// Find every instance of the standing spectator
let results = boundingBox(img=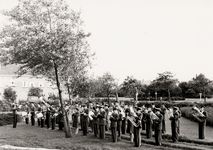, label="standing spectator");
[169,106,180,142]
[30,103,35,126]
